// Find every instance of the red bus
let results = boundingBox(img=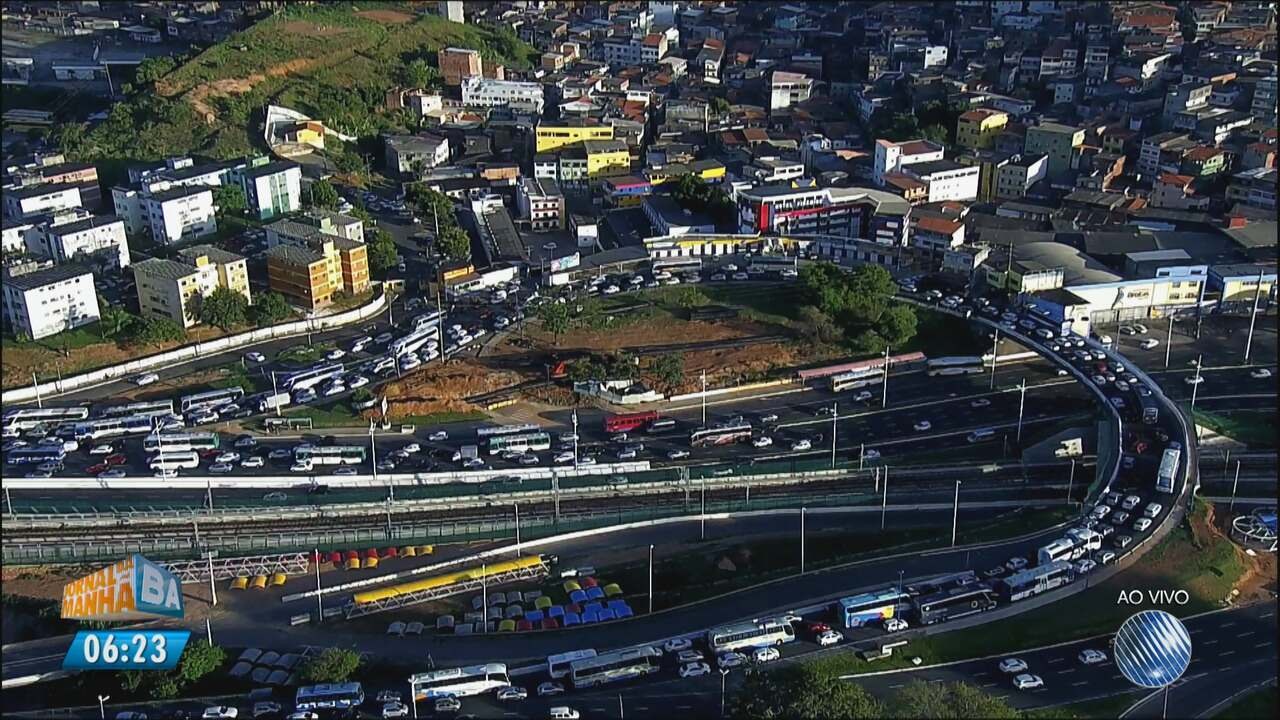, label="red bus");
[604,411,659,433]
